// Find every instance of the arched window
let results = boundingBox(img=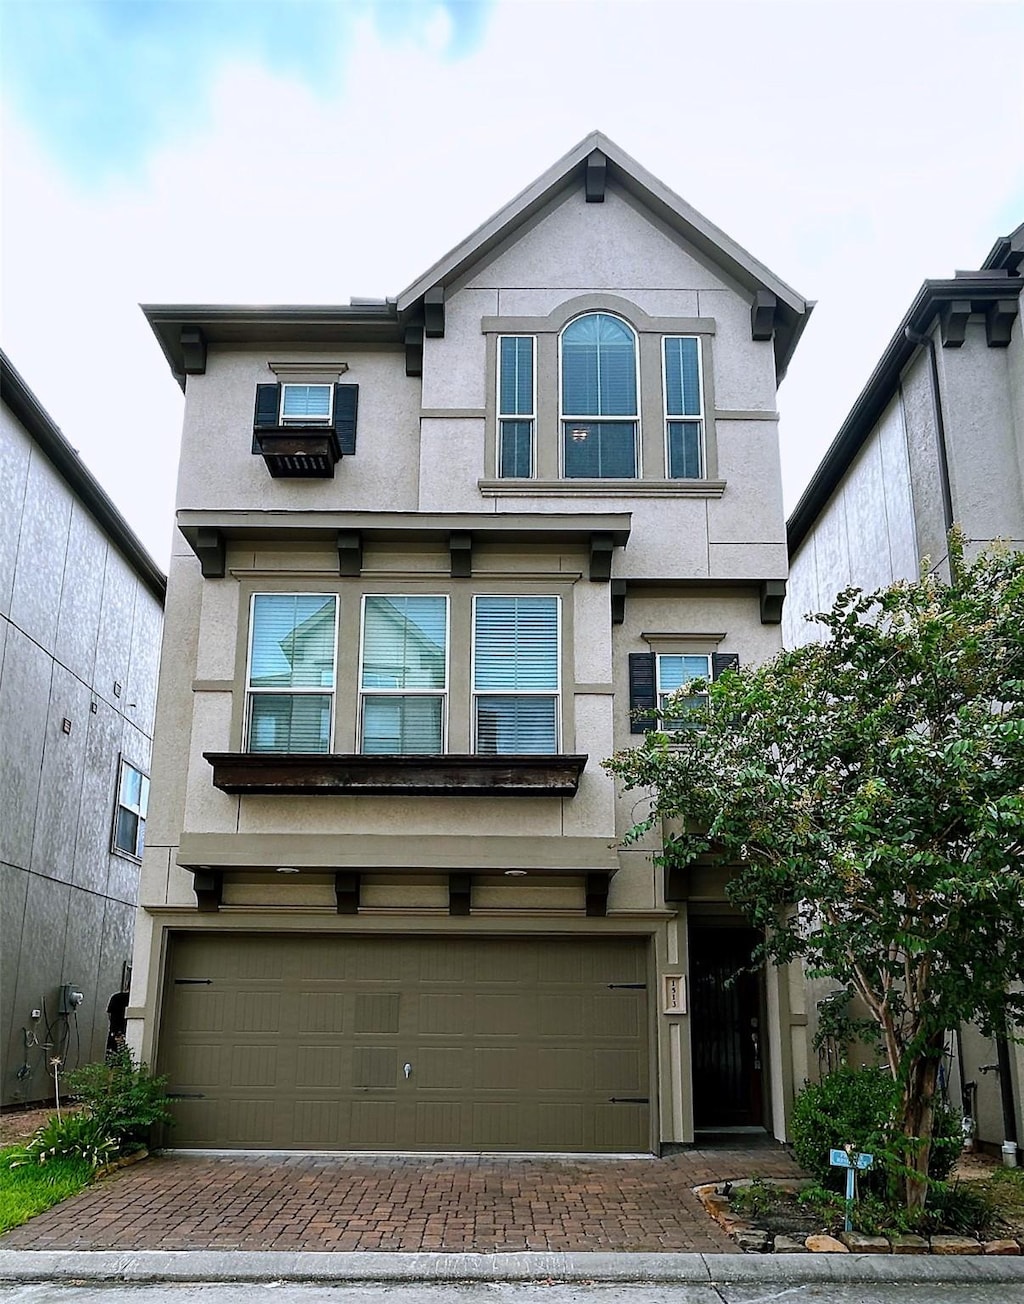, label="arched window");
[560,313,639,478]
